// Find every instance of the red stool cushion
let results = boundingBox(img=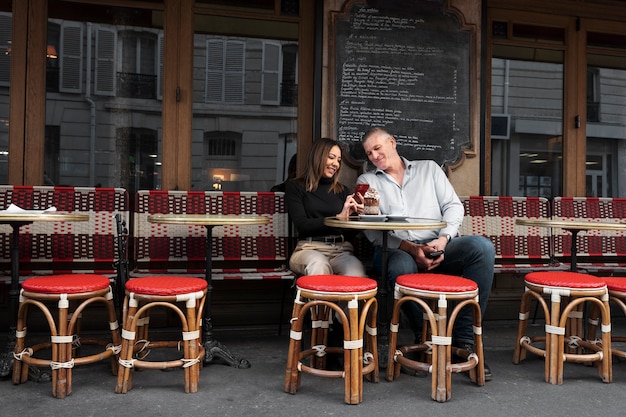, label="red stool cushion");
[603,277,626,292]
[21,274,111,294]
[125,276,207,296]
[396,273,478,292]
[297,275,377,293]
[525,271,605,288]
